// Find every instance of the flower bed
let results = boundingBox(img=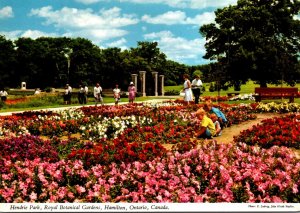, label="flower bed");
[234,113,300,149]
[0,141,299,203]
[0,101,299,203]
